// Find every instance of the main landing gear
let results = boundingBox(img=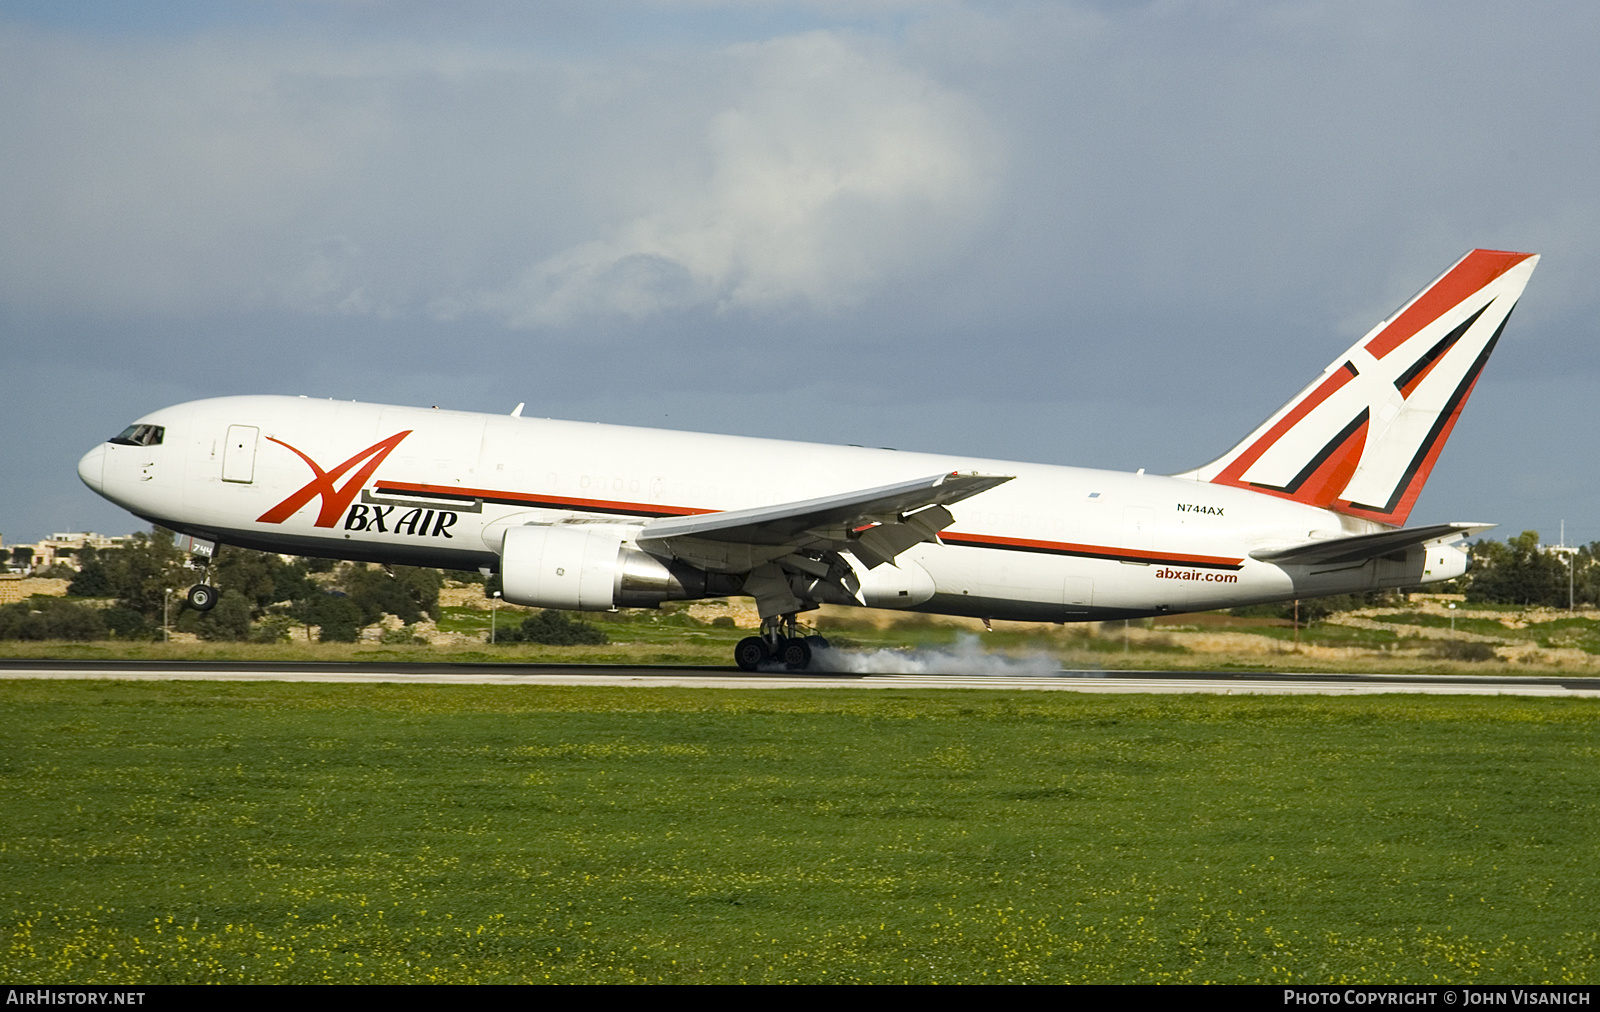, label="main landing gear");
[734,613,830,672]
